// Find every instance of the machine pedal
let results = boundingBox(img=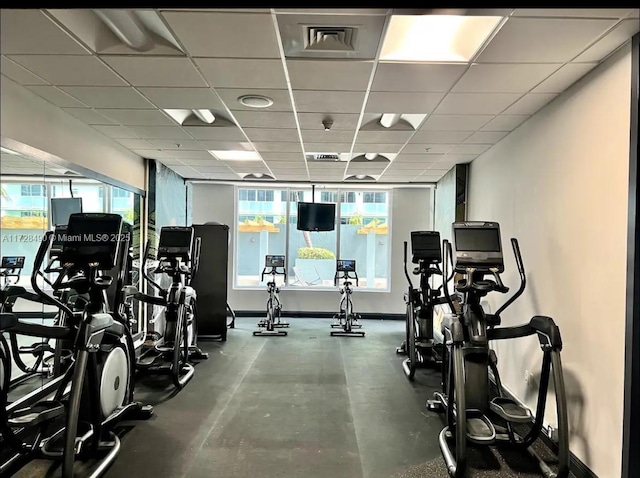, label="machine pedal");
[8,400,64,428]
[489,397,533,423]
